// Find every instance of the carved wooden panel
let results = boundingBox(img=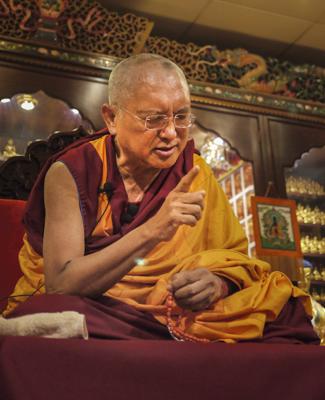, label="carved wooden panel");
[0,126,90,199]
[192,104,266,195]
[0,0,153,57]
